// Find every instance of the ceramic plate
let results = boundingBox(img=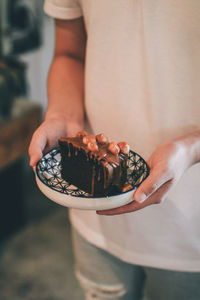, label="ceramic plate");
[35,148,149,210]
